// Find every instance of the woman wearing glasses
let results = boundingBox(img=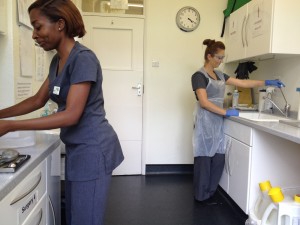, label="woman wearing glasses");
[191,39,284,204]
